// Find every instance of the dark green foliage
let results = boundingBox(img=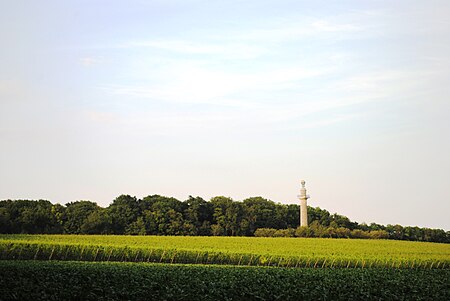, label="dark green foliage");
[0,200,62,234]
[108,195,139,234]
[80,209,112,234]
[255,224,390,239]
[0,261,449,301]
[0,197,449,243]
[183,196,213,236]
[64,201,99,234]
